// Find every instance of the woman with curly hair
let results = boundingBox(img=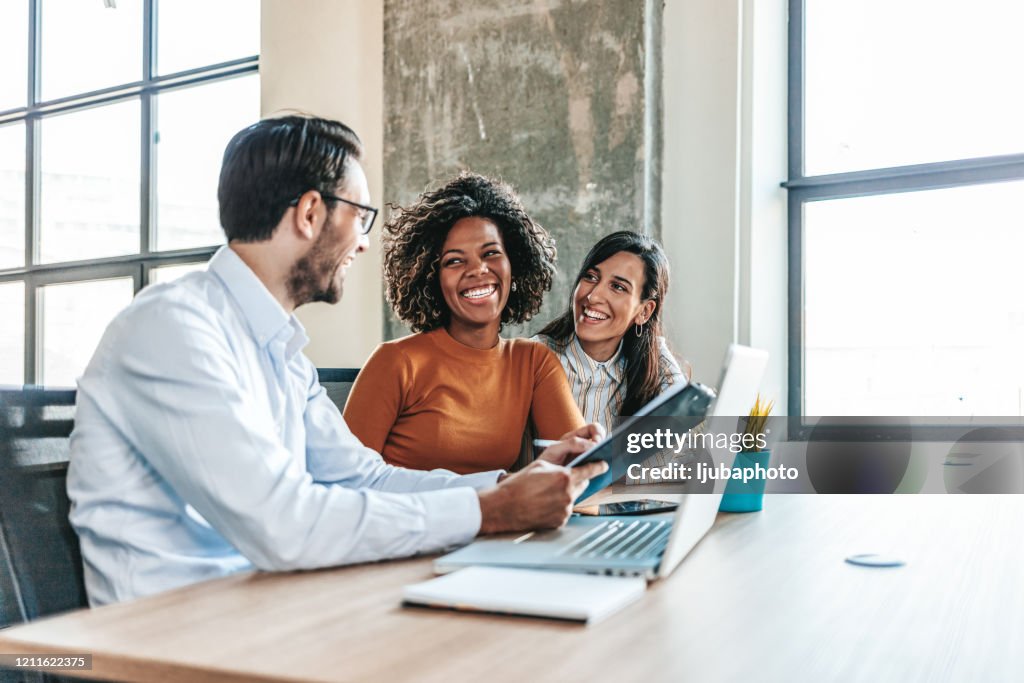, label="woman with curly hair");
[343,173,585,474]
[536,231,688,429]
